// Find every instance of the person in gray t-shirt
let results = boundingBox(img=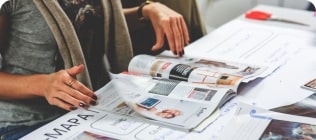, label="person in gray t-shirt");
[0,0,191,139]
